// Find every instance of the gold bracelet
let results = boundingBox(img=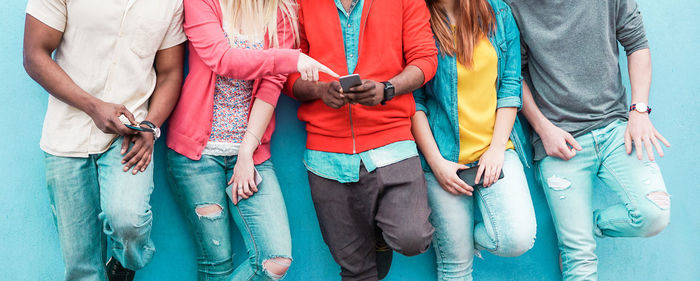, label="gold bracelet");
[246,130,262,146]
